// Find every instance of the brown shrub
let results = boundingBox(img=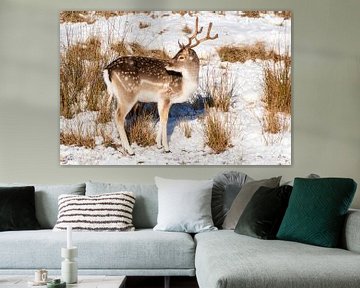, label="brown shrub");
[241,11,266,18]
[218,42,282,63]
[127,112,156,147]
[97,93,113,124]
[182,24,192,34]
[203,108,232,154]
[60,122,95,149]
[262,51,291,115]
[60,11,89,23]
[200,67,235,112]
[110,41,129,56]
[111,41,170,59]
[275,11,292,20]
[180,120,192,138]
[263,111,281,134]
[139,21,151,29]
[60,34,111,118]
[60,42,86,118]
